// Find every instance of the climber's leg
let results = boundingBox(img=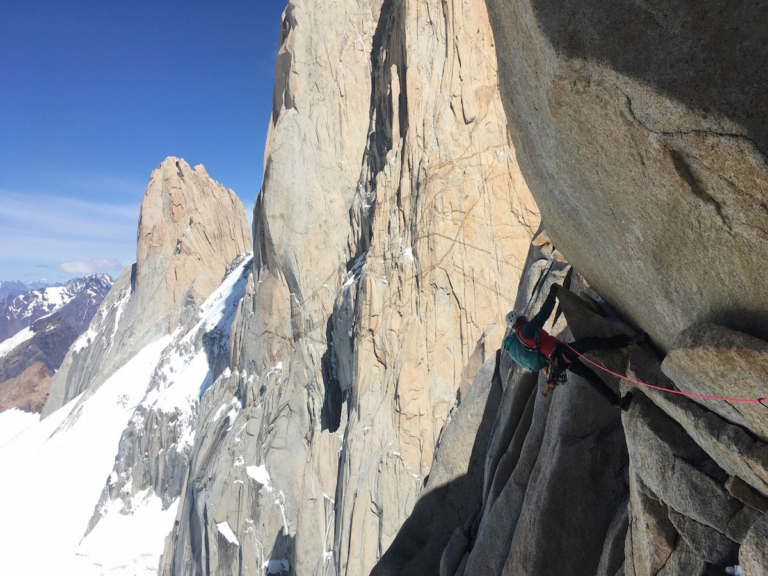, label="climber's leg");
[567,334,631,356]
